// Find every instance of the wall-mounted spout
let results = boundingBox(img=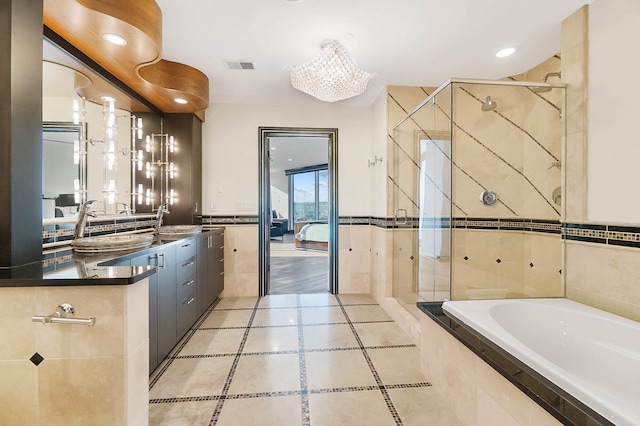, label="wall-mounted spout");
[548,160,561,170]
[533,72,562,93]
